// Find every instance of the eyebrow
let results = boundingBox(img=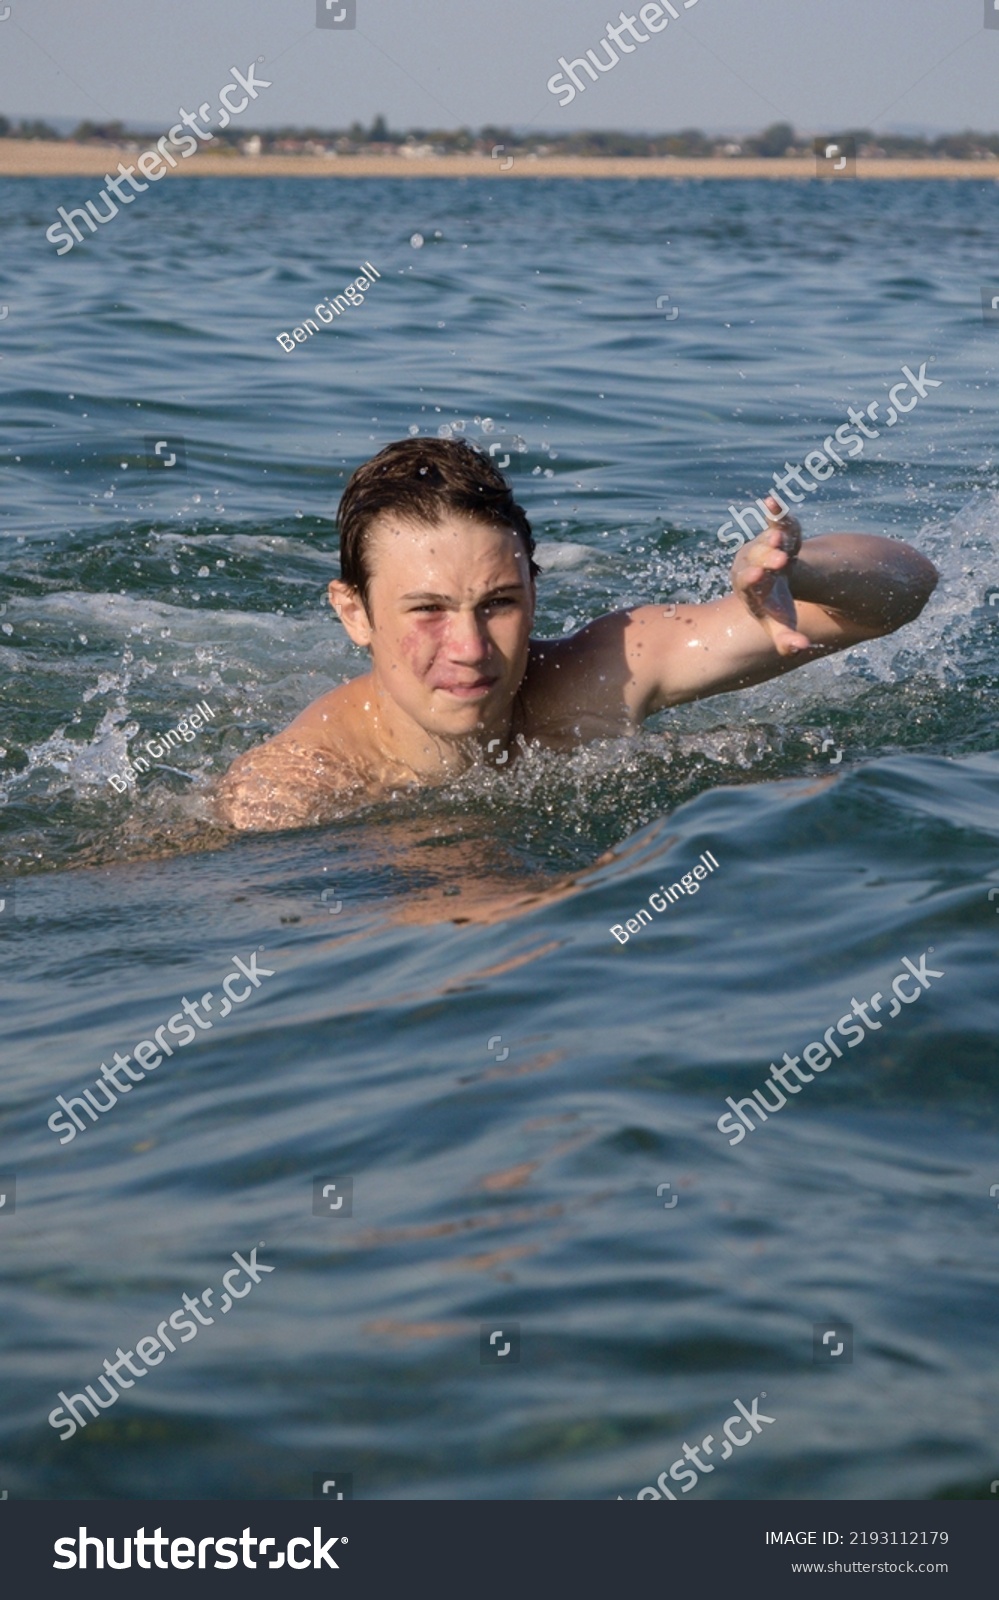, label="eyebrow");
[399,584,526,603]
